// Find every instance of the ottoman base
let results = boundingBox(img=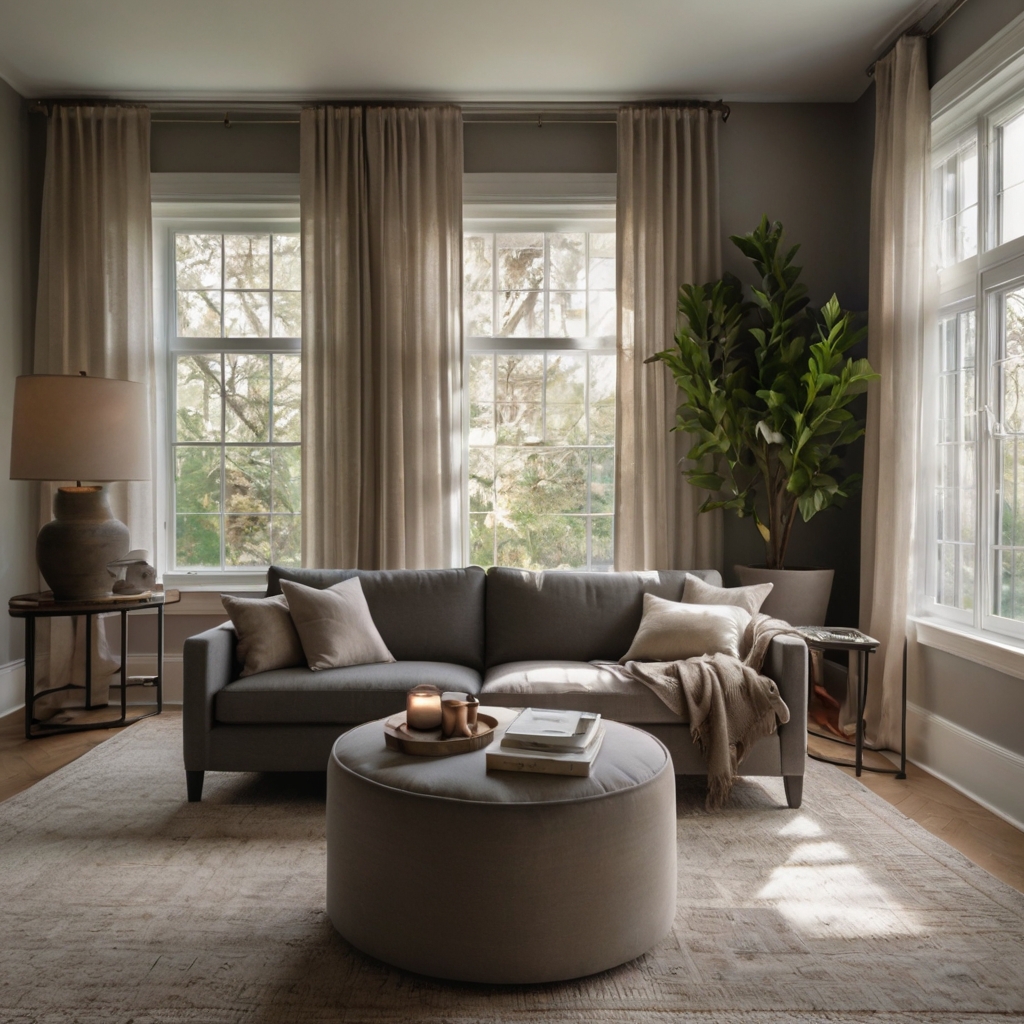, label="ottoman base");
[326,713,678,984]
